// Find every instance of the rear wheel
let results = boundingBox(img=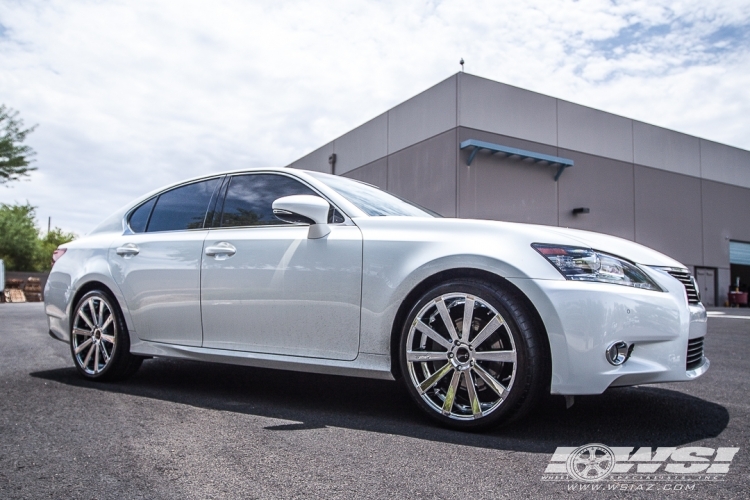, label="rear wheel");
[70,290,142,381]
[399,279,547,430]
